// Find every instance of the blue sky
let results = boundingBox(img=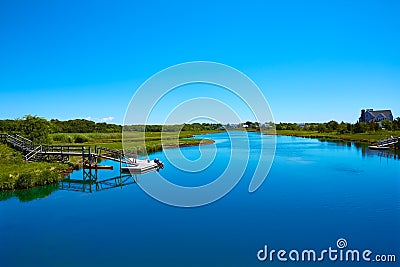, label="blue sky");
[0,0,399,124]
